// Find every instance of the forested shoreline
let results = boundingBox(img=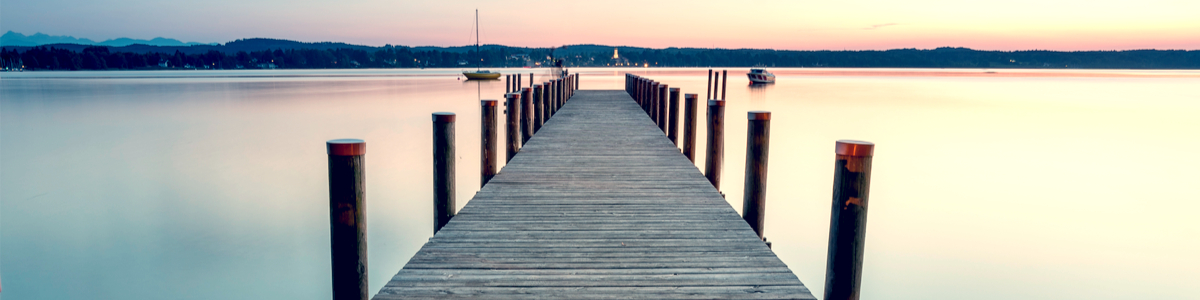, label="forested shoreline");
[3,39,1197,71]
